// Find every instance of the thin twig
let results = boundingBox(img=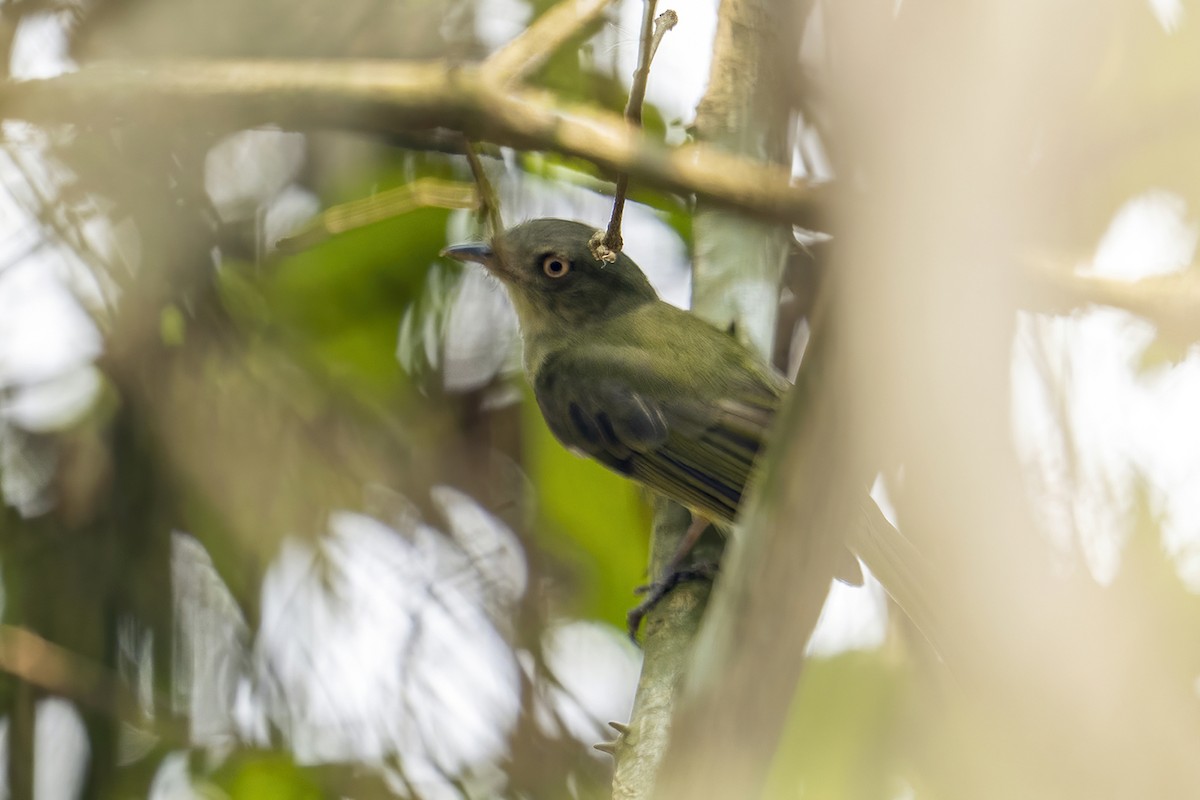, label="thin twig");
[648,10,677,63]
[597,7,678,261]
[629,10,678,130]
[461,136,504,237]
[484,0,617,86]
